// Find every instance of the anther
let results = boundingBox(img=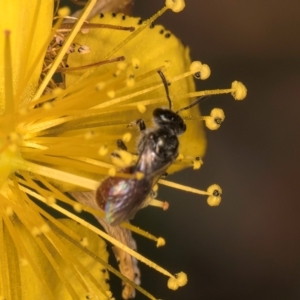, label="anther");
[122,132,132,143]
[207,184,222,206]
[231,81,247,100]
[111,150,134,168]
[156,237,166,247]
[73,203,83,213]
[98,145,108,156]
[203,108,225,130]
[80,237,89,247]
[167,272,188,290]
[190,61,211,80]
[165,0,186,13]
[137,103,146,113]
